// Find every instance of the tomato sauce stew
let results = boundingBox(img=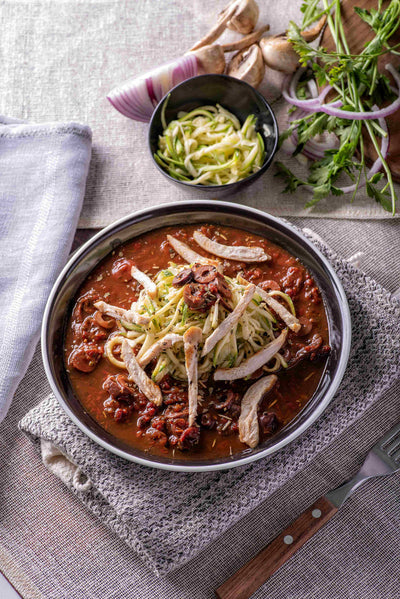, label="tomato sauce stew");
[64,224,330,460]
